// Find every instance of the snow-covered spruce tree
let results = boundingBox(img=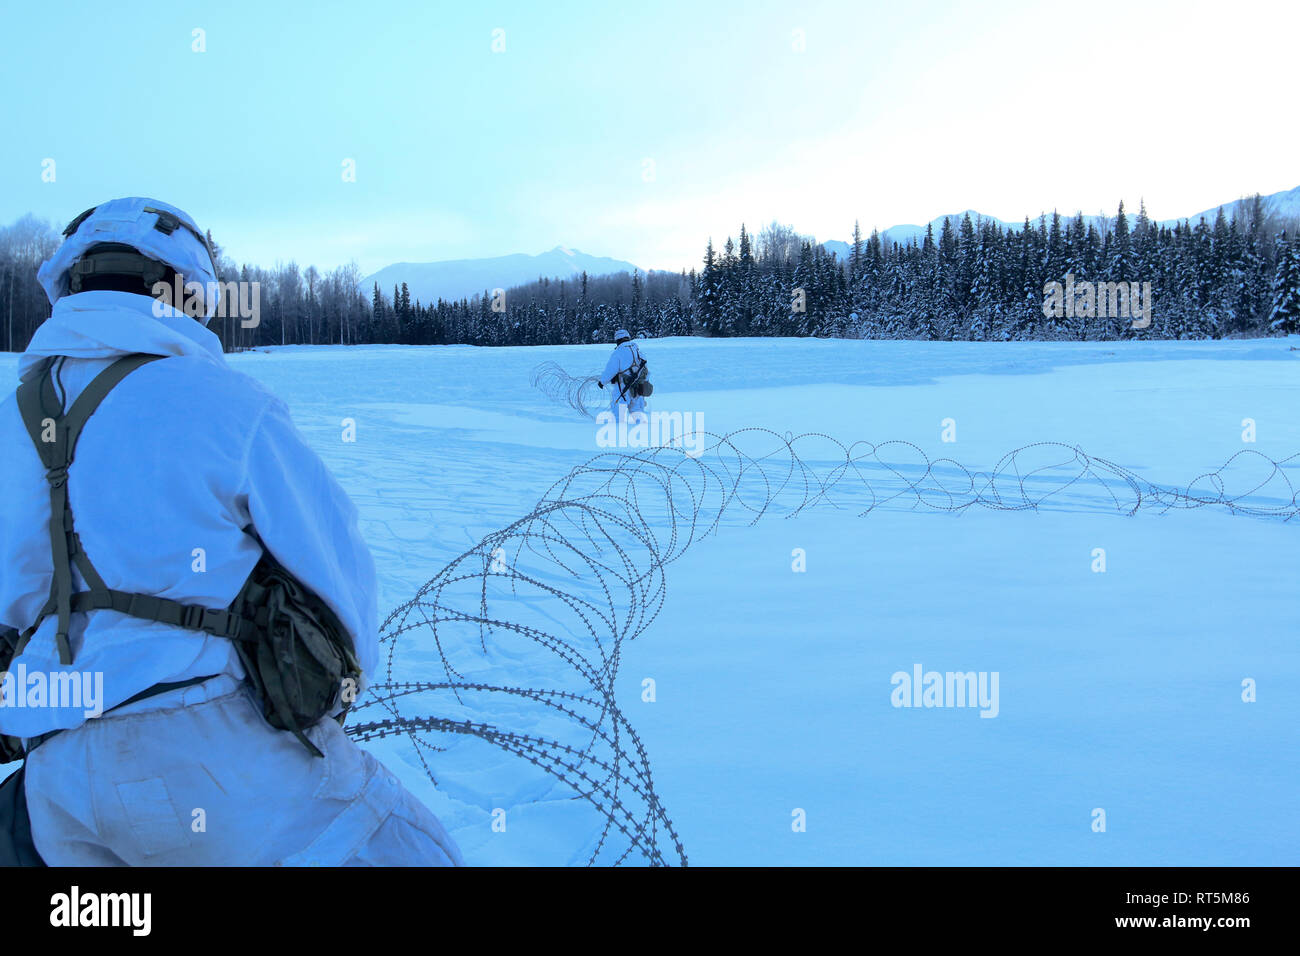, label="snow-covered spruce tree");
[1046,211,1065,286]
[1239,216,1267,327]
[698,238,722,335]
[736,225,754,333]
[937,216,960,326]
[849,220,864,289]
[1108,201,1133,338]
[716,236,738,336]
[791,241,814,336]
[957,212,978,321]
[860,228,884,333]
[1269,231,1300,334]
[968,221,999,341]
